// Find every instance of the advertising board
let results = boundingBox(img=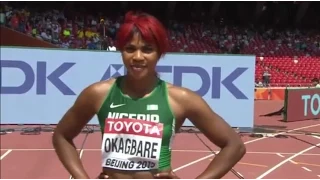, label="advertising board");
[284,88,320,122]
[1,47,255,127]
